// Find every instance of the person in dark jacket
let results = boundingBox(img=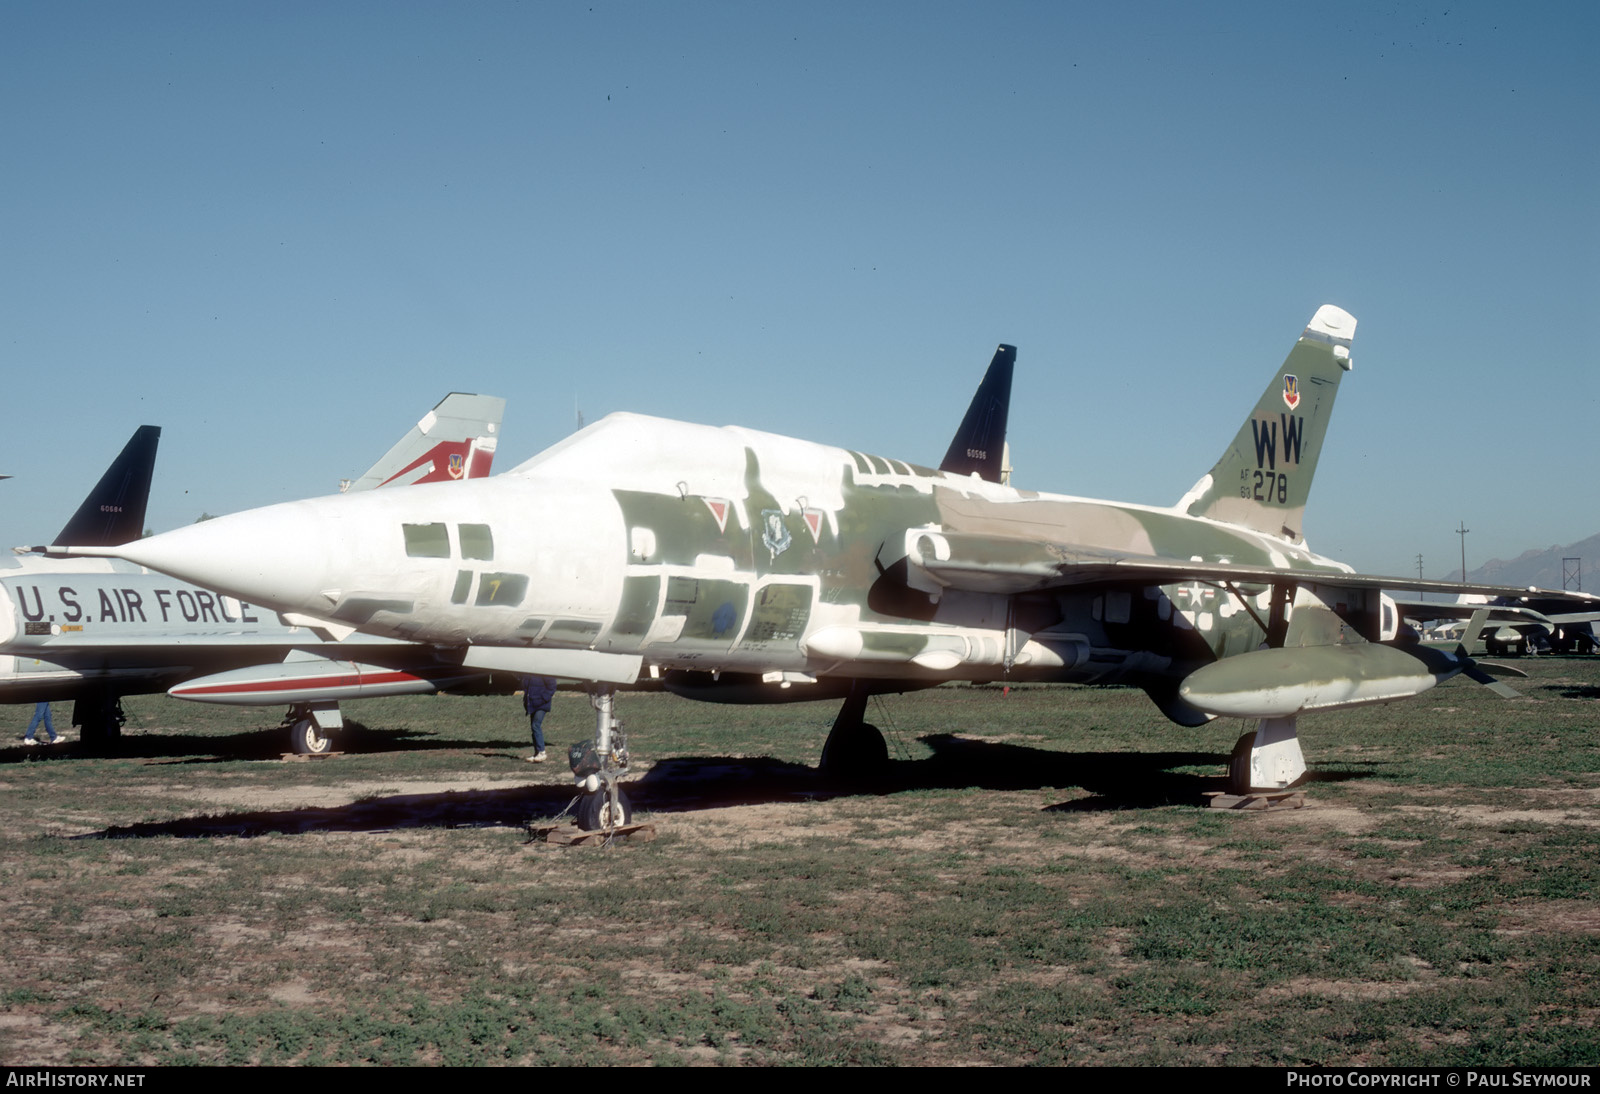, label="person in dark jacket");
[521,675,557,762]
